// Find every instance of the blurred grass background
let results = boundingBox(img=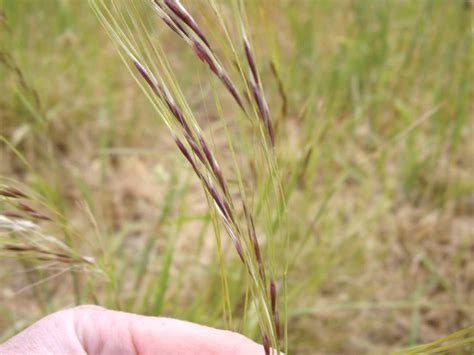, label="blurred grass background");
[0,0,473,353]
